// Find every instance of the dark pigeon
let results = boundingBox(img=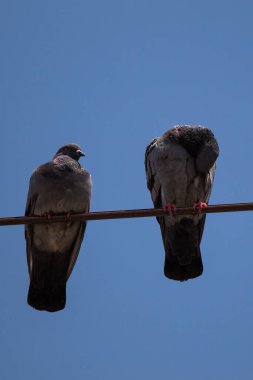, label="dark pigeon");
[25,144,92,311]
[145,125,219,281]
